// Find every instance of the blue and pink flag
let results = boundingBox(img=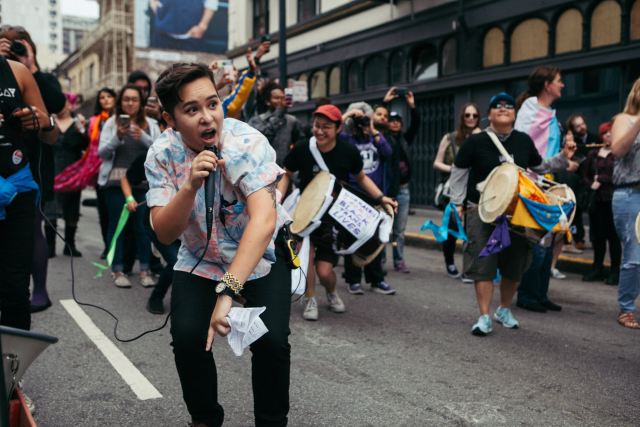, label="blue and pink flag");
[515,96,561,159]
